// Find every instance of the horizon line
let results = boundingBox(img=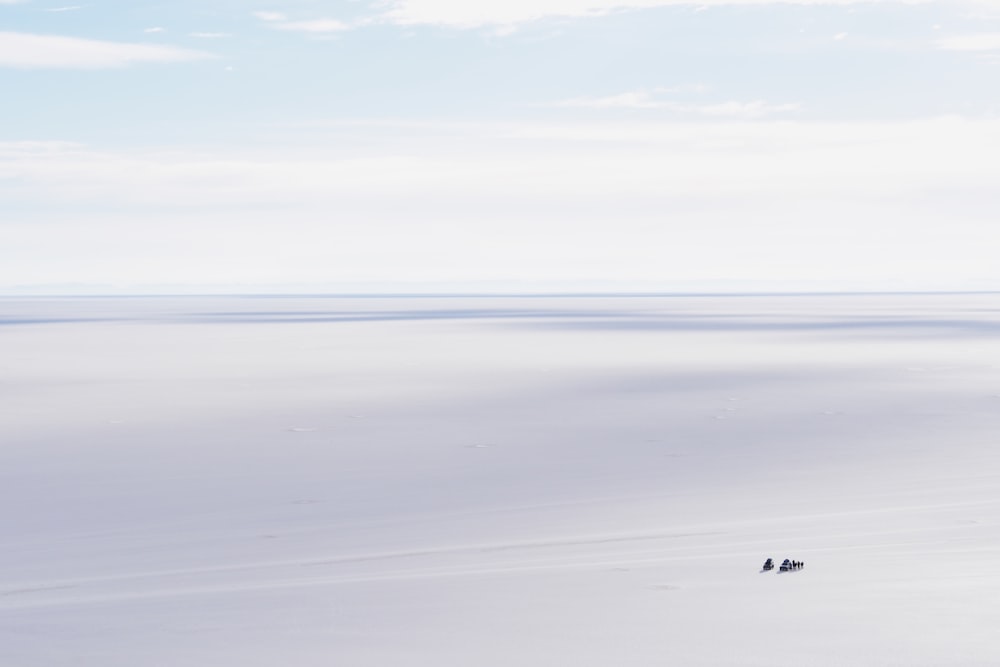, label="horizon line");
[3,290,1000,299]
